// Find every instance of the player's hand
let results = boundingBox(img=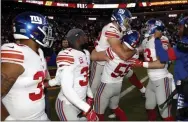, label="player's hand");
[127,58,143,68]
[86,97,94,107]
[84,108,98,121]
